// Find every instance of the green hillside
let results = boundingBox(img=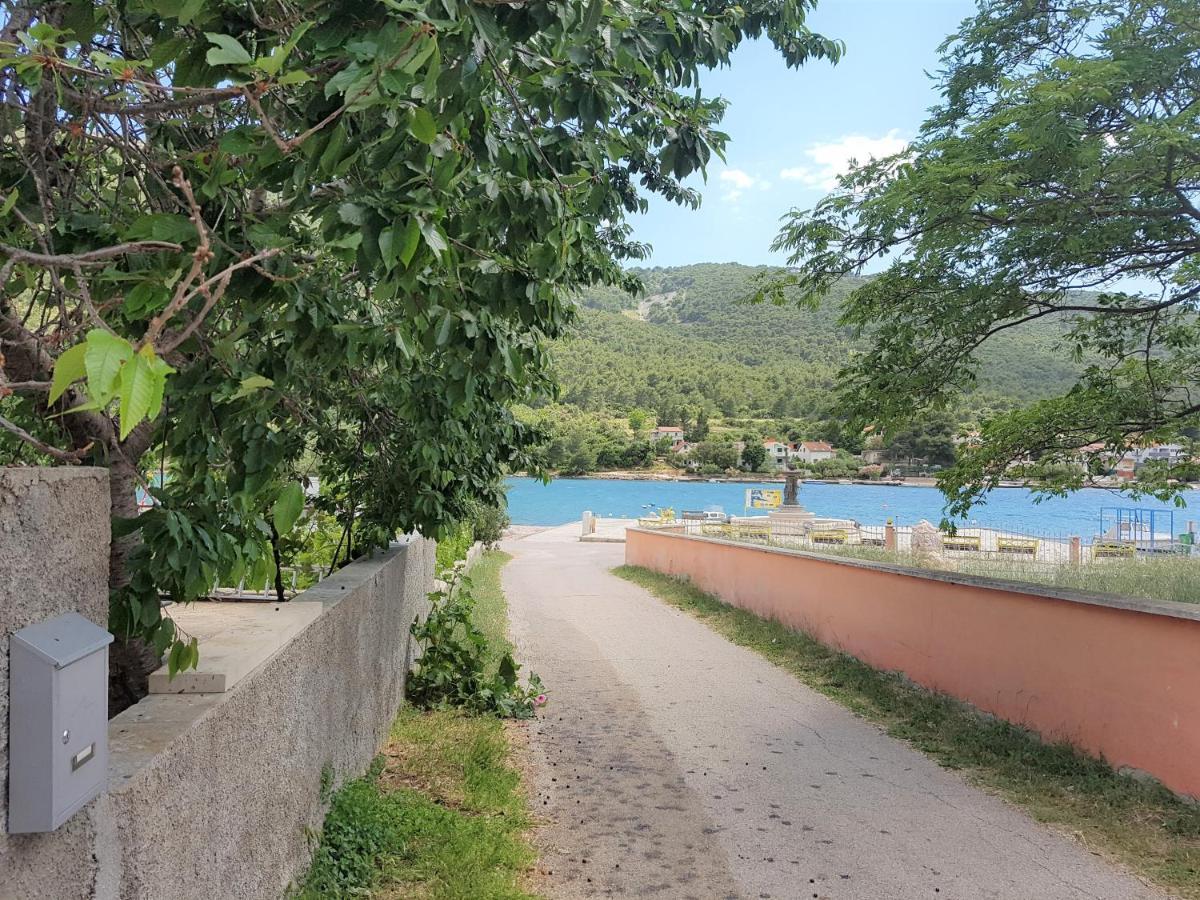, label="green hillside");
[553,263,1081,422]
